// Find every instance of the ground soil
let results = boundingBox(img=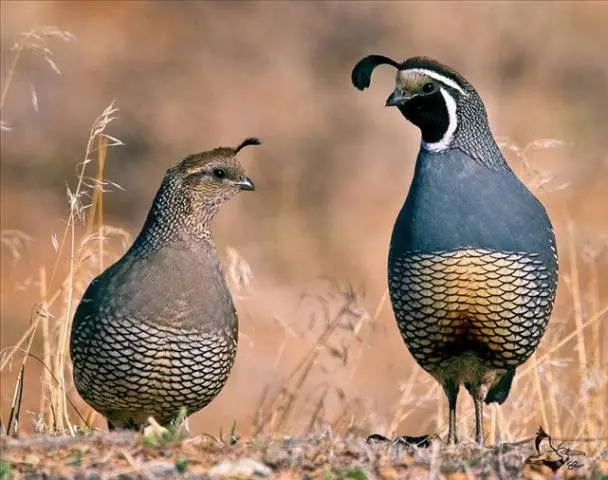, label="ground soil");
[1,431,606,479]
